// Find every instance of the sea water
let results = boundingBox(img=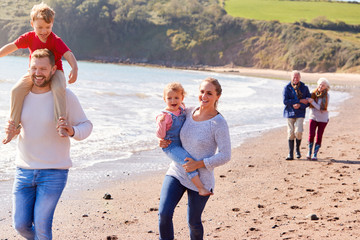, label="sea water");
[0,56,350,189]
